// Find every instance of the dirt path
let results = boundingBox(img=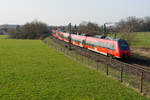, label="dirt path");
[132,47,150,58]
[130,47,150,66]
